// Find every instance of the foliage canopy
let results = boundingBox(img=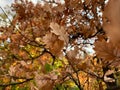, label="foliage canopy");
[0,0,120,90]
